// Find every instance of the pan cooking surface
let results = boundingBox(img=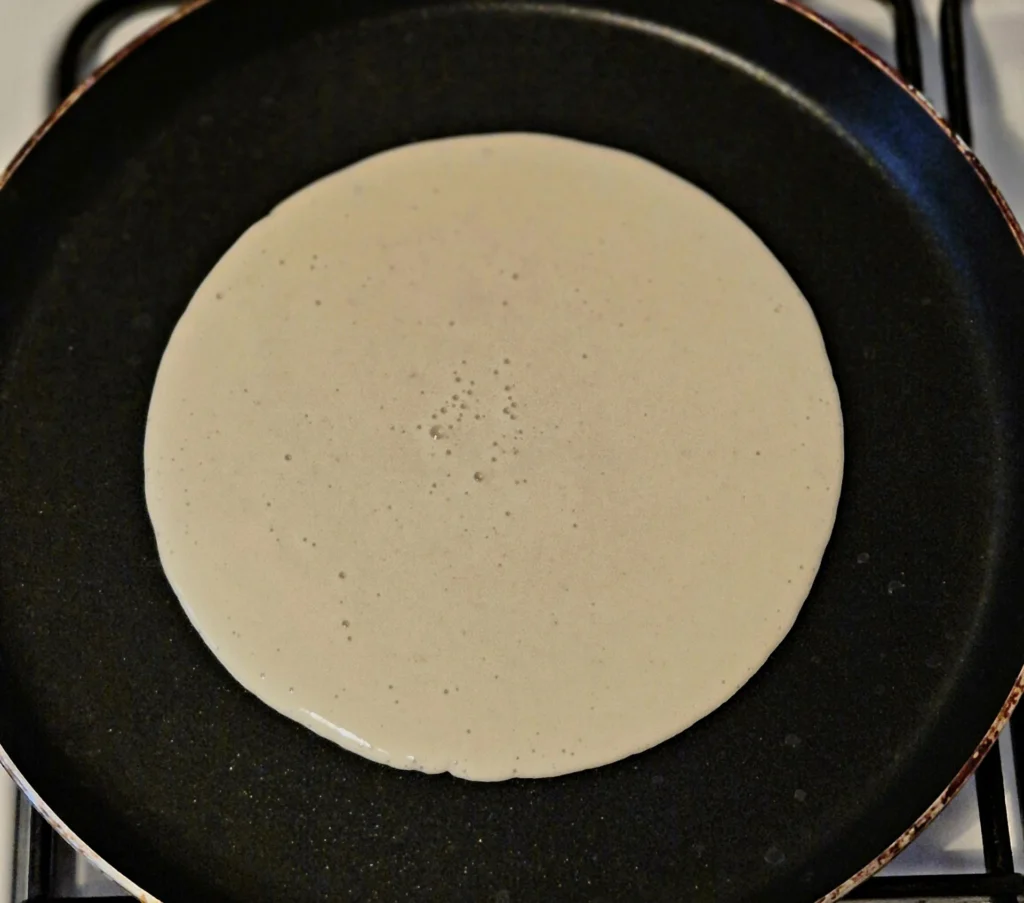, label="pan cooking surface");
[1,1,1024,901]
